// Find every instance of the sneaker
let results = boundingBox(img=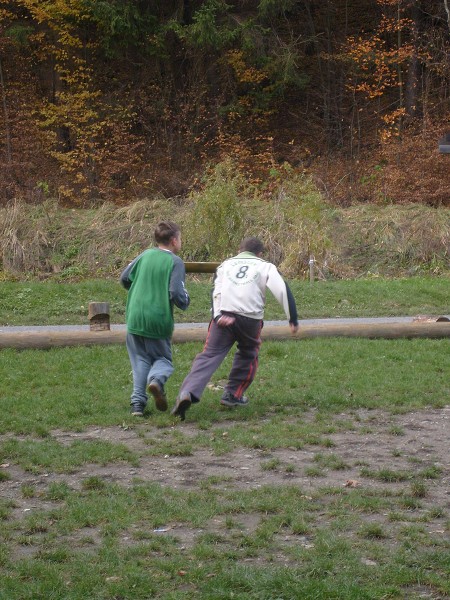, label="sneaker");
[220,392,249,407]
[130,404,144,417]
[170,391,192,421]
[147,379,168,412]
